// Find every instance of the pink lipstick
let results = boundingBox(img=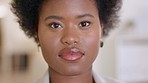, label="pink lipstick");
[59,47,85,61]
